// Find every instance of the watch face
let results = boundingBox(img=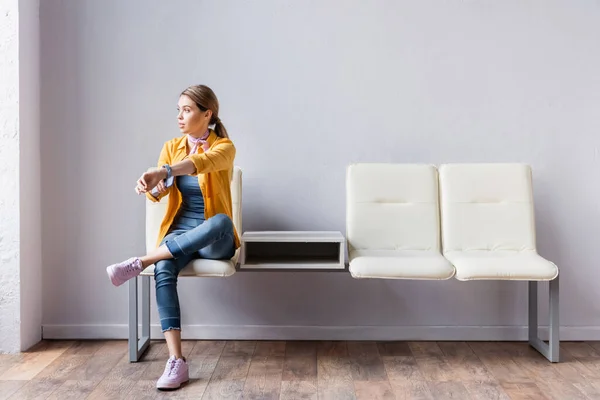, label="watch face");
[166,176,174,187]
